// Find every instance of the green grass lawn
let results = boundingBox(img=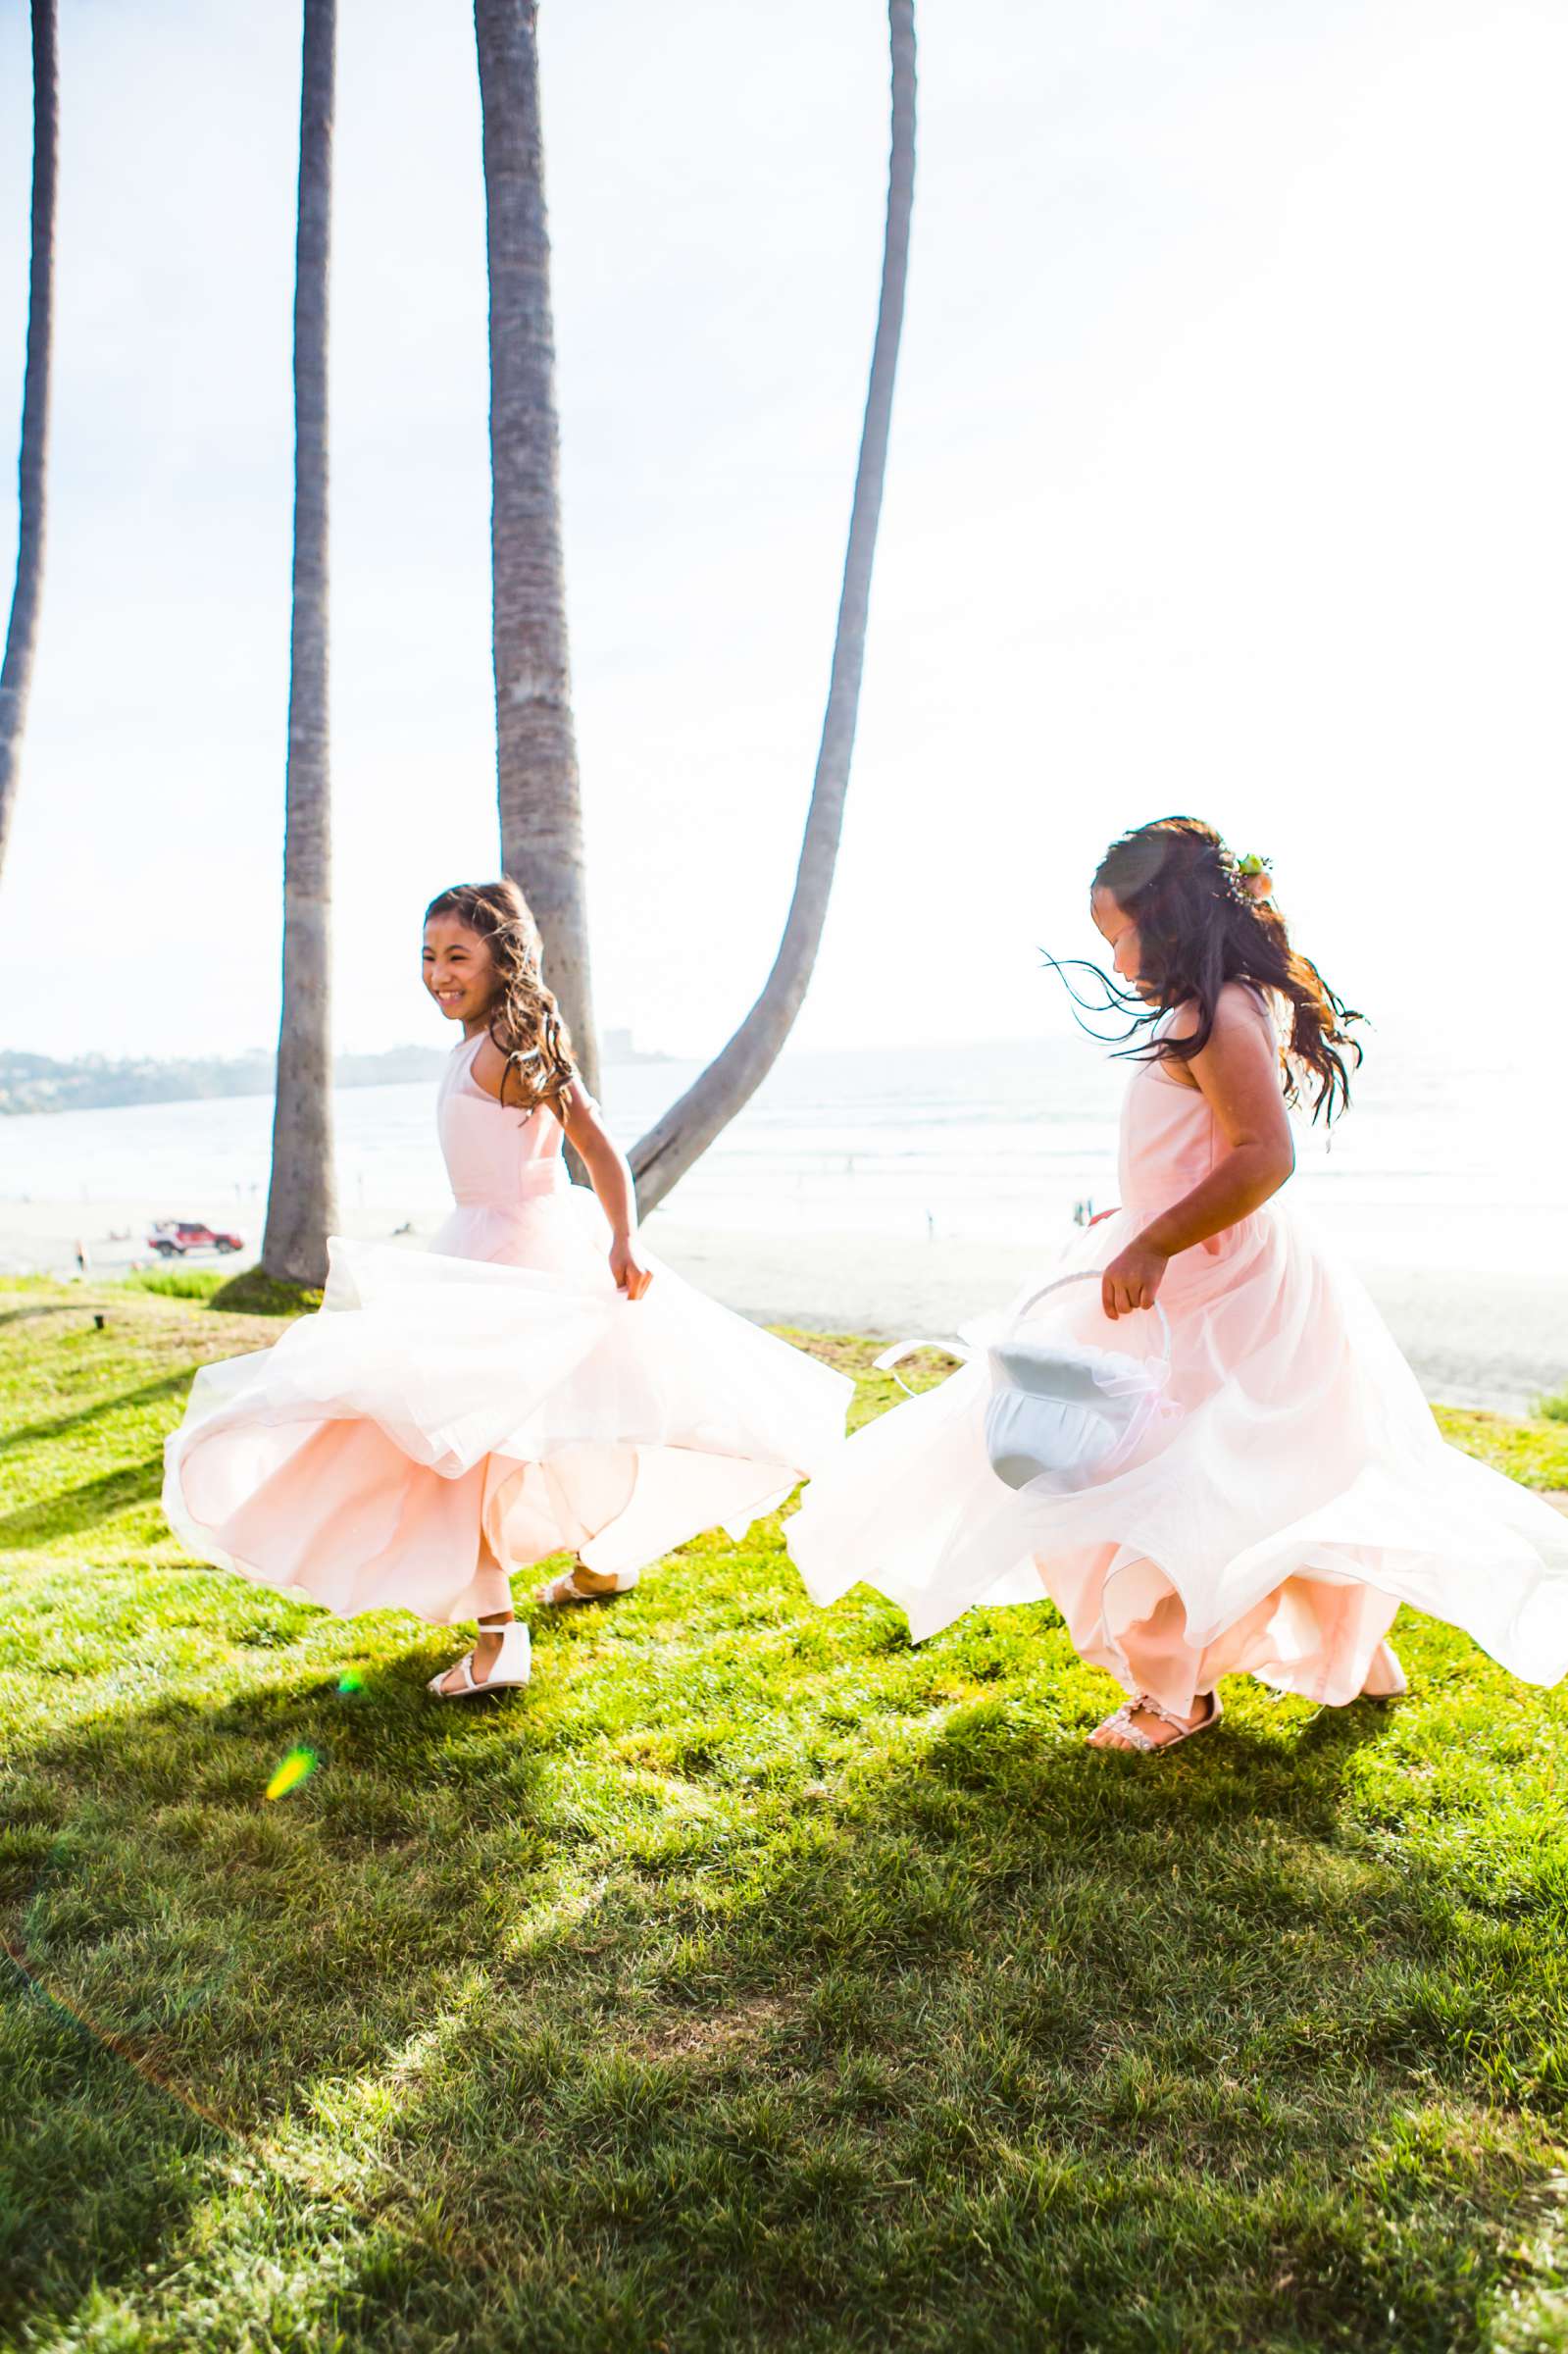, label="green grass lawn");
[3,1280,1568,2353]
